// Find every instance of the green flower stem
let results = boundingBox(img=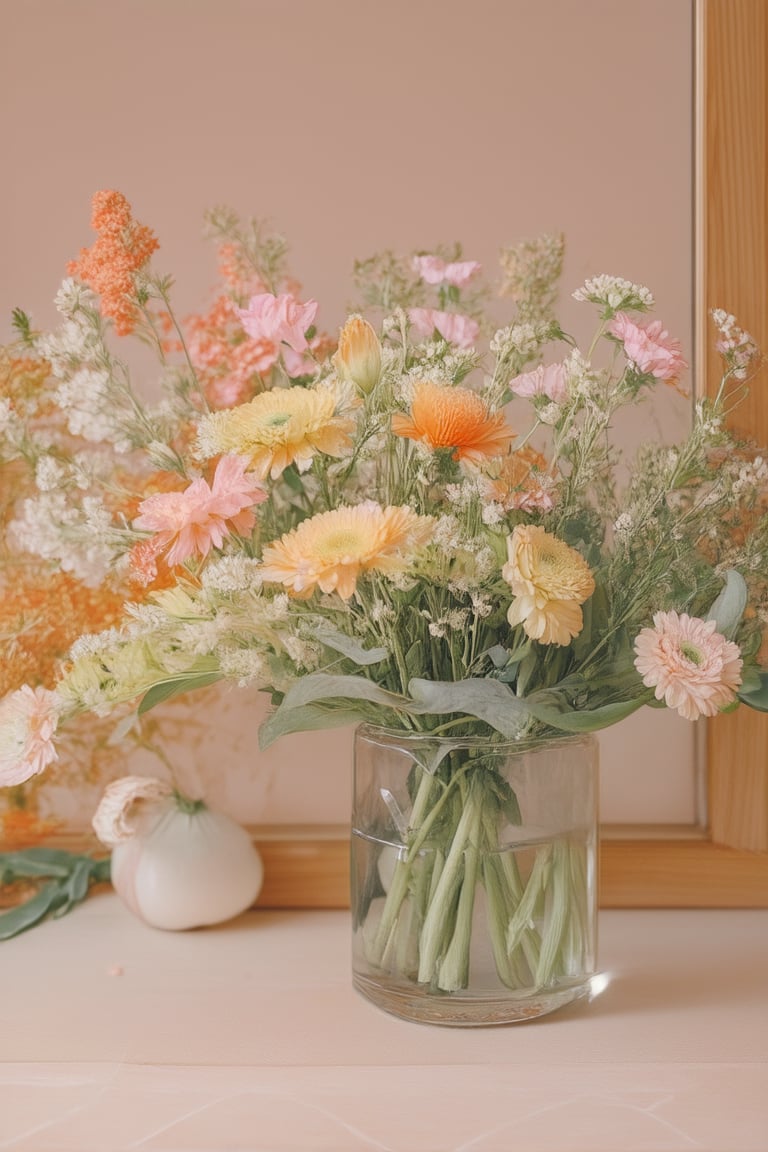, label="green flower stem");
[565,843,590,972]
[479,805,541,987]
[534,840,570,986]
[481,855,518,987]
[417,777,484,985]
[369,766,439,963]
[426,846,445,905]
[505,843,552,956]
[437,794,483,991]
[369,764,467,966]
